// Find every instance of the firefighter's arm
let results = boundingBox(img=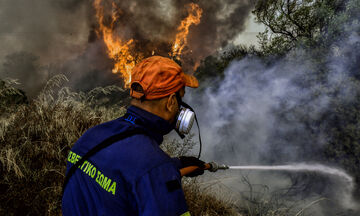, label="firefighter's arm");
[132,162,190,216]
[171,156,205,177]
[178,156,205,177]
